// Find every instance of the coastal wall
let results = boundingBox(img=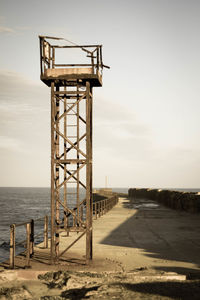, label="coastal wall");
[128,188,200,213]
